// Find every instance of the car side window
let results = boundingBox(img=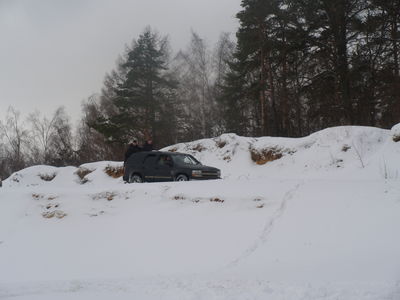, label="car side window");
[157,155,173,167]
[173,154,199,165]
[143,155,157,168]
